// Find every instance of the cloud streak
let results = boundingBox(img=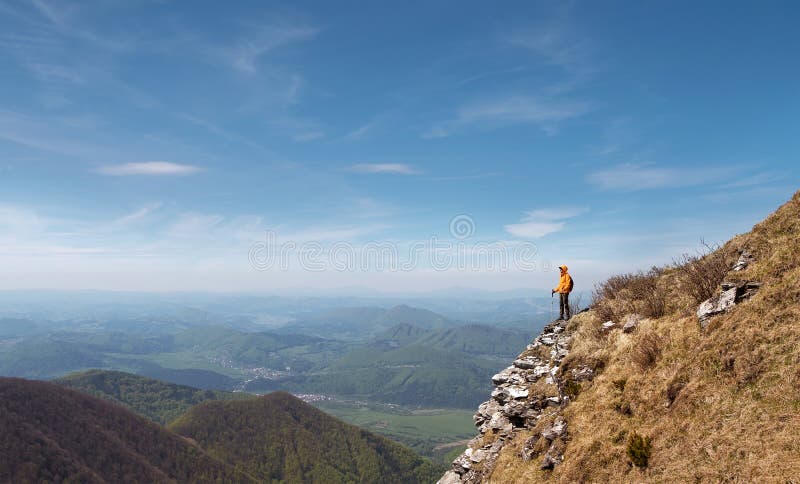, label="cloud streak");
[96,162,202,176]
[505,206,587,238]
[424,96,590,139]
[586,163,706,191]
[346,163,420,175]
